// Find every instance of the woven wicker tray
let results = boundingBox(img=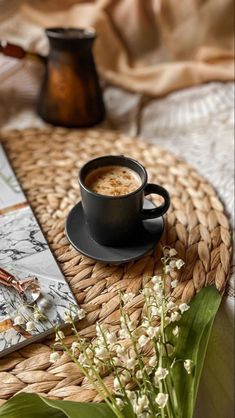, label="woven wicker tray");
[0,127,232,402]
